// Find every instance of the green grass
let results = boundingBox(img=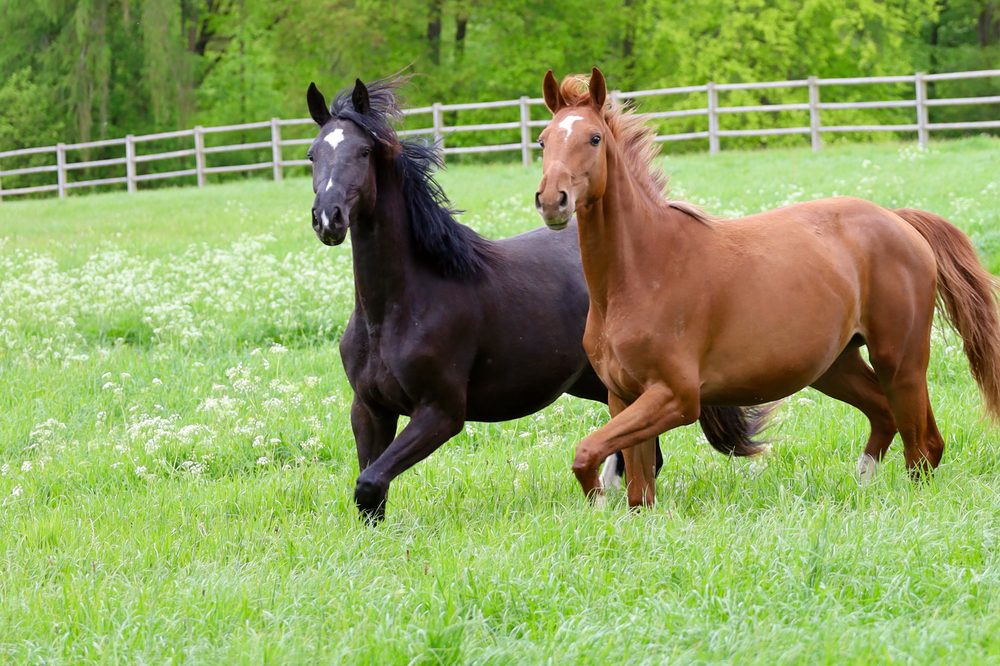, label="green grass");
[1,137,999,664]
